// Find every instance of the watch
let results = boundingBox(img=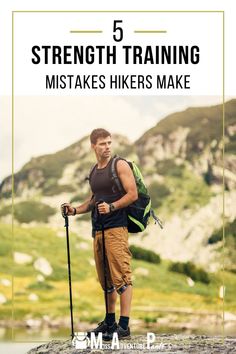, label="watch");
[109,203,115,212]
